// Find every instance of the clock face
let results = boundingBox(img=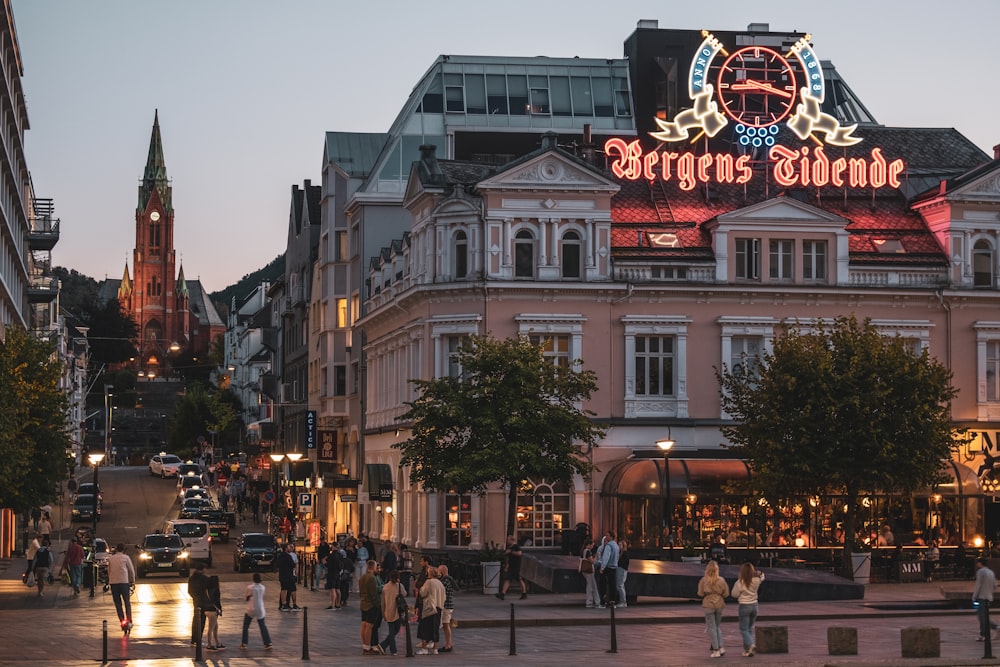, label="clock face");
[150,211,160,222]
[717,46,797,128]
